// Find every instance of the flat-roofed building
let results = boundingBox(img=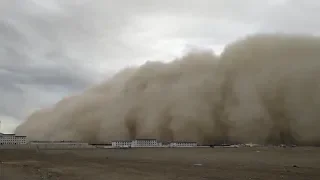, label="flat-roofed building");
[169,141,197,147]
[0,133,27,145]
[111,140,132,148]
[131,139,159,147]
[29,141,93,149]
